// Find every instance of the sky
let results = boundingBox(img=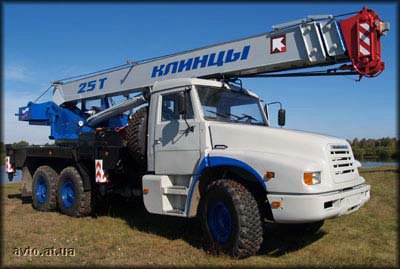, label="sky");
[3,2,398,144]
